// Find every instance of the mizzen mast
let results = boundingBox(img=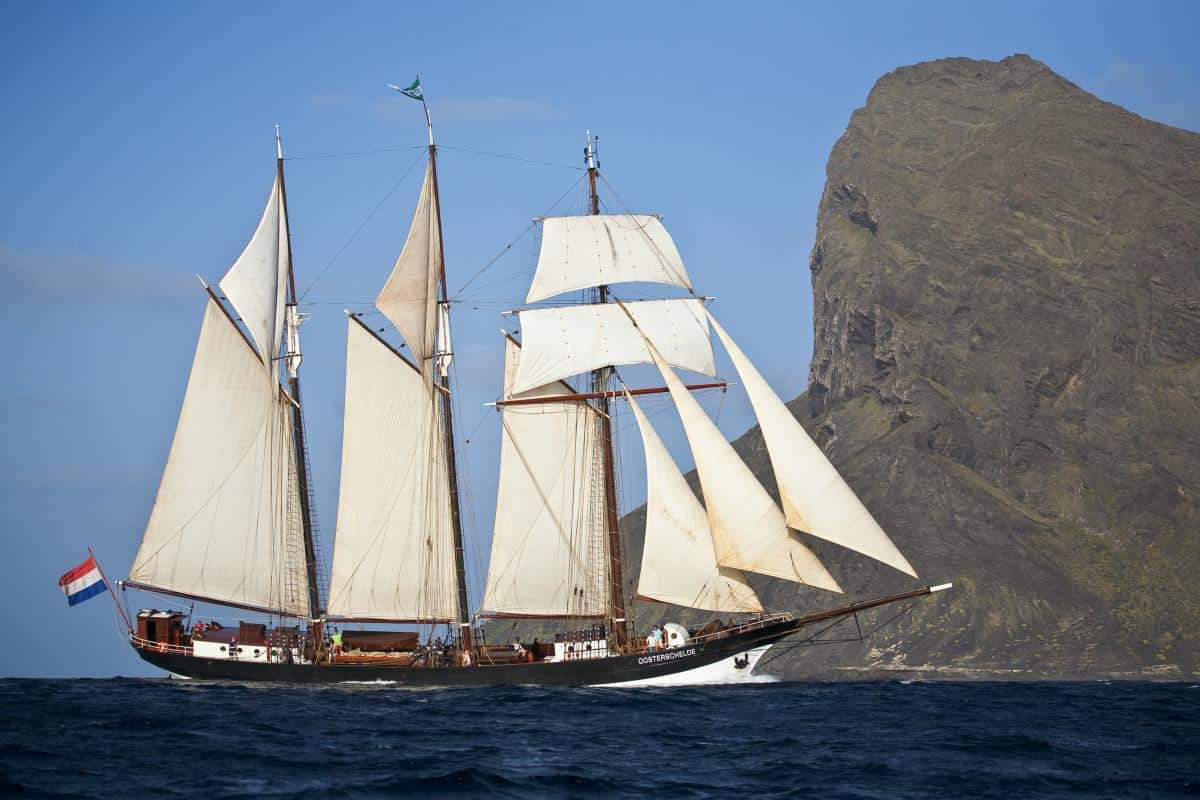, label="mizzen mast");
[586,133,629,651]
